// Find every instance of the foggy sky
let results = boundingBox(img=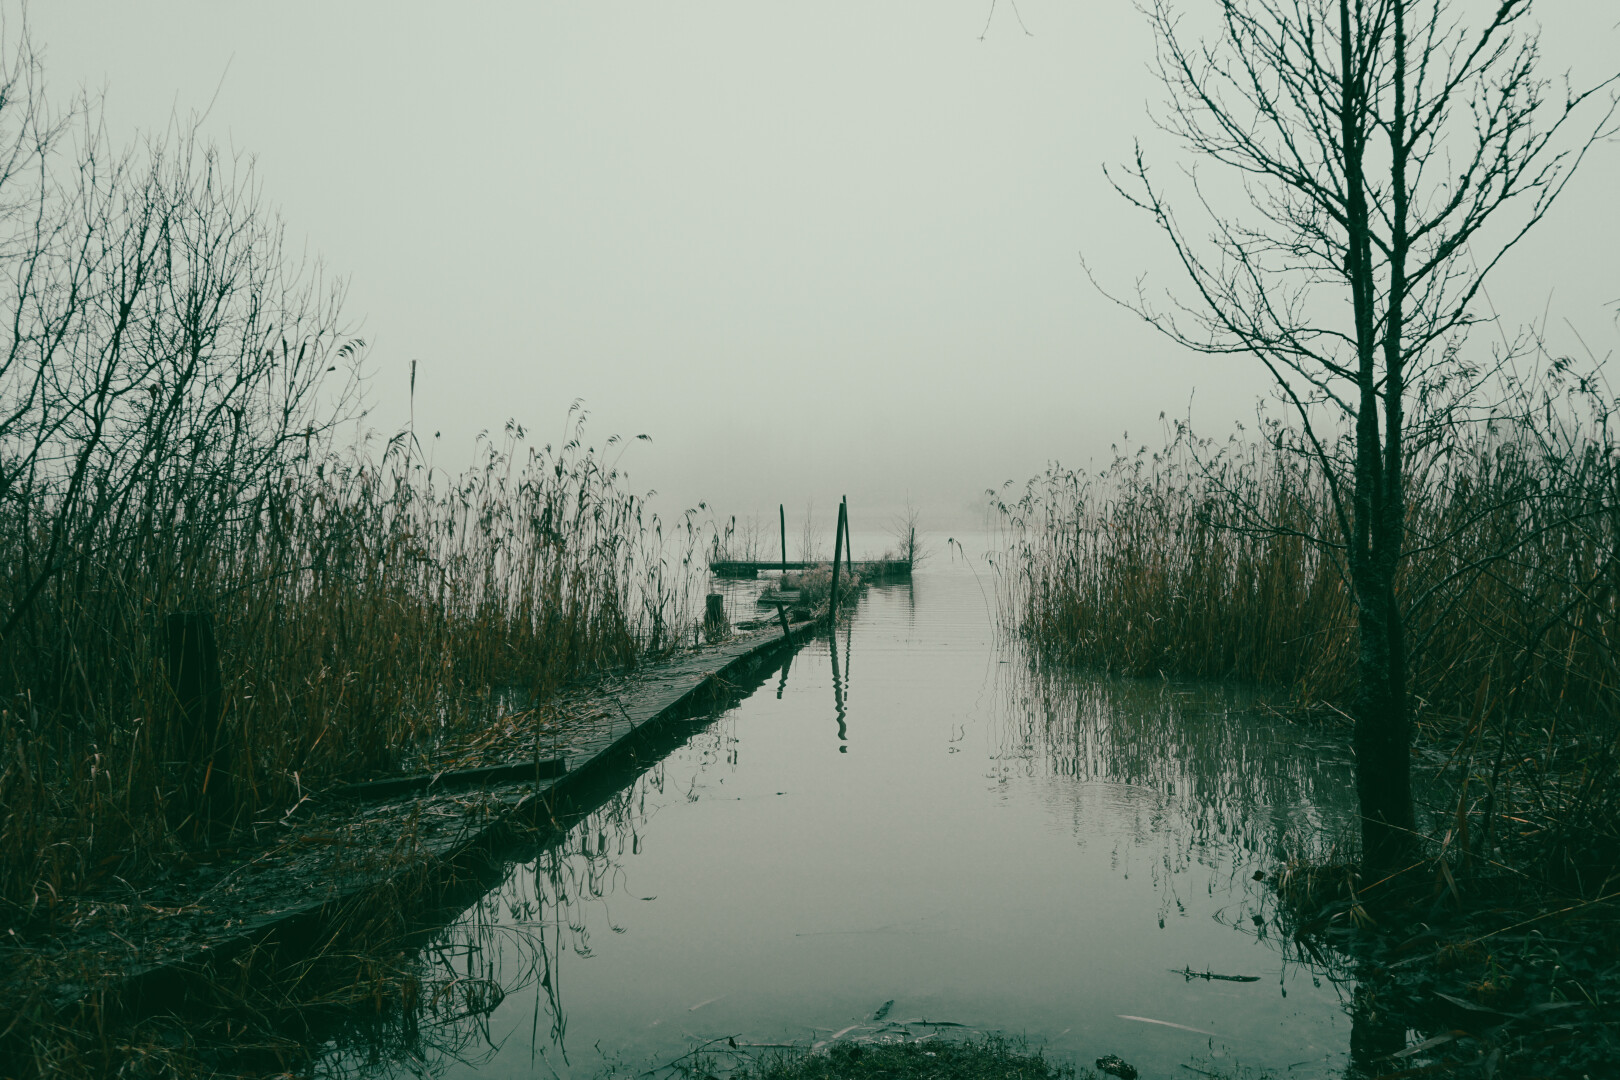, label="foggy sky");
[29,1,1620,530]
